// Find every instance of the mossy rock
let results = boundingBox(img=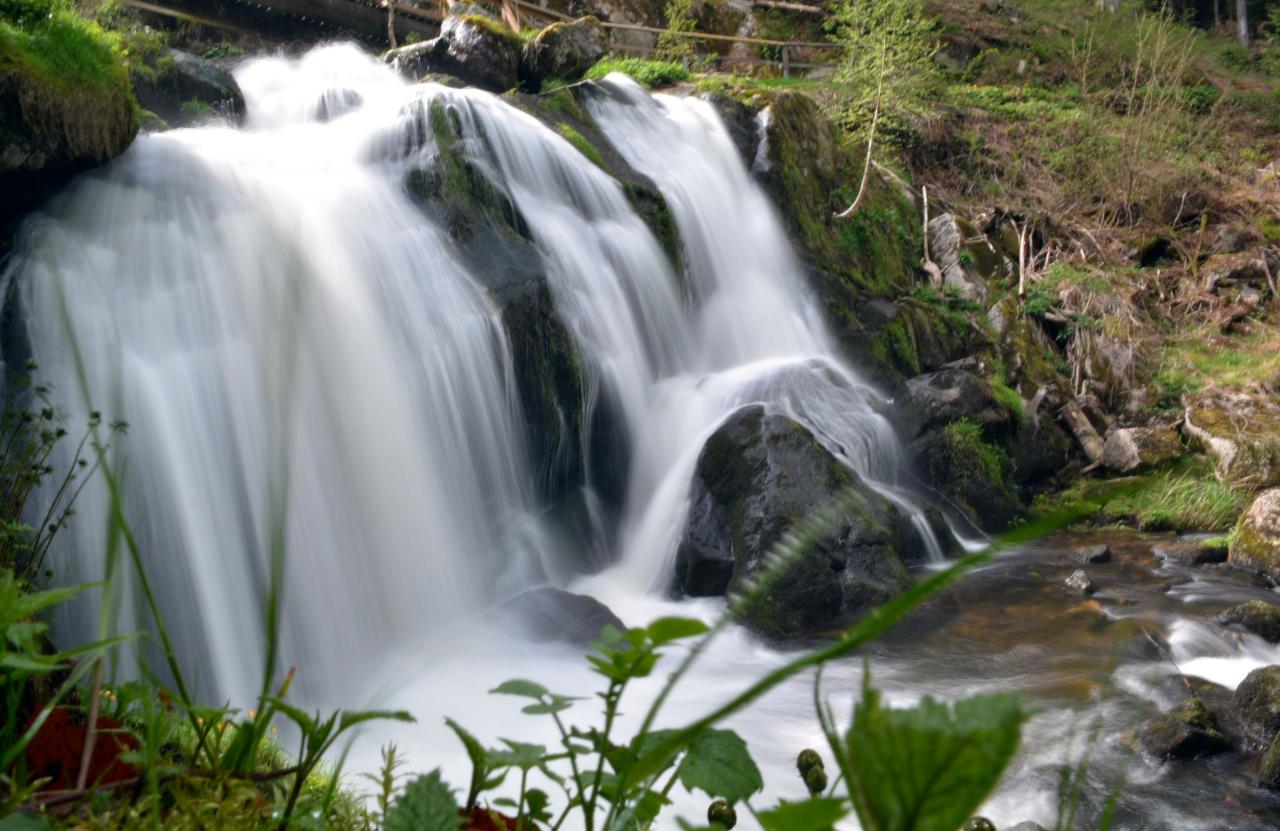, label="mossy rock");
[385,13,520,91]
[1229,489,1280,582]
[1,0,137,225]
[675,405,914,638]
[1231,664,1280,745]
[1219,600,1280,644]
[1139,697,1232,760]
[129,48,244,128]
[1183,391,1280,489]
